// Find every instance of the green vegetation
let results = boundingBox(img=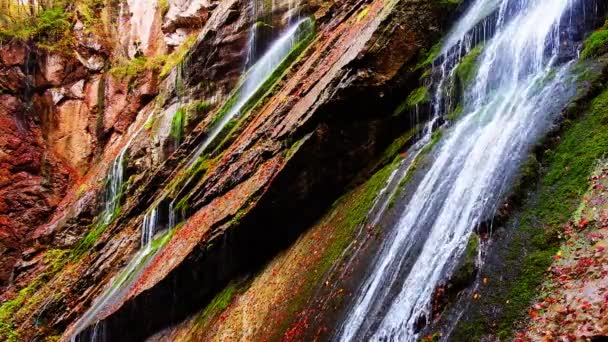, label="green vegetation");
[75,0,105,34]
[171,107,186,141]
[110,56,163,79]
[408,86,430,107]
[194,279,251,328]
[110,35,197,81]
[447,104,464,121]
[453,87,608,339]
[108,228,176,291]
[451,234,479,287]
[393,86,430,116]
[0,249,69,341]
[159,0,170,17]
[204,19,316,157]
[357,6,370,22]
[70,219,111,260]
[581,21,608,59]
[194,101,213,114]
[271,154,405,339]
[417,41,442,69]
[455,45,483,89]
[160,35,198,78]
[0,1,72,50]
[388,128,443,209]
